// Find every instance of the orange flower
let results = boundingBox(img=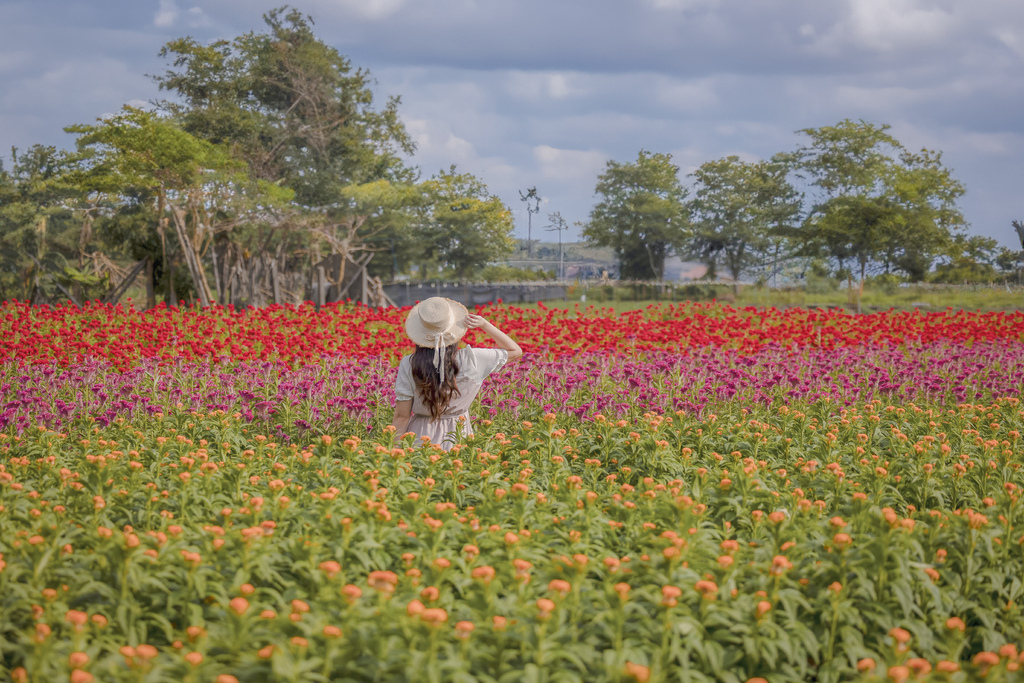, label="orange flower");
[472,565,496,583]
[694,580,718,599]
[624,662,651,682]
[889,627,911,645]
[420,608,448,626]
[973,651,1000,667]
[717,555,734,569]
[229,598,249,615]
[936,660,959,673]
[136,645,158,659]
[536,598,556,619]
[184,652,203,667]
[548,579,571,596]
[290,637,308,648]
[887,665,910,682]
[907,658,931,676]
[70,671,94,683]
[856,658,875,672]
[65,610,89,629]
[661,585,682,607]
[367,570,398,593]
[454,621,475,639]
[756,601,772,618]
[69,652,90,668]
[319,560,341,577]
[342,584,362,603]
[945,616,965,632]
[323,625,343,638]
